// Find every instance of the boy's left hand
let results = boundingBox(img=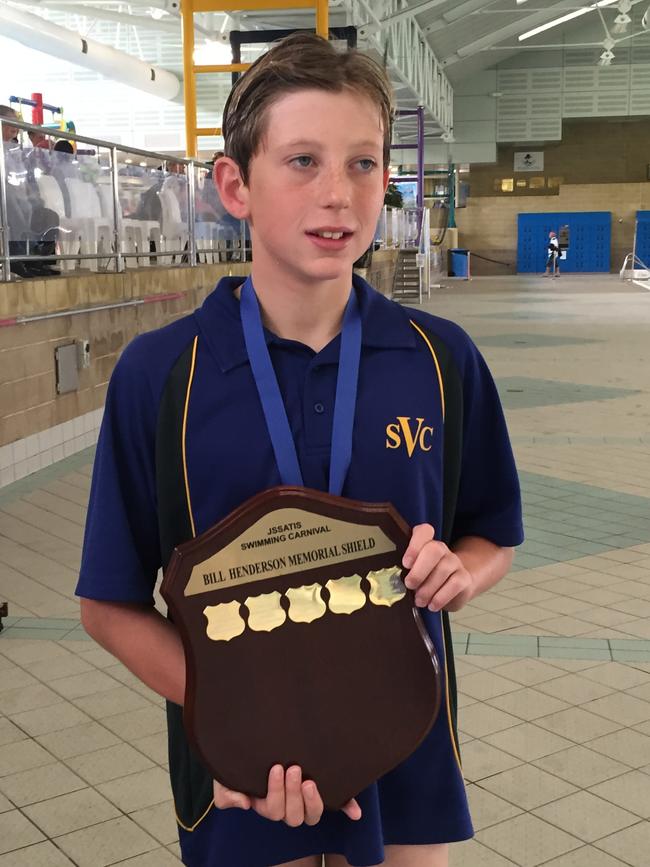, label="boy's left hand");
[402,524,474,613]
